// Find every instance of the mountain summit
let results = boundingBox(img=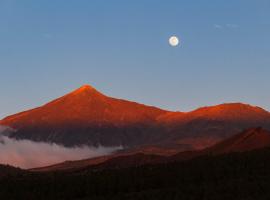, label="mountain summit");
[76,84,97,91]
[69,84,103,96]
